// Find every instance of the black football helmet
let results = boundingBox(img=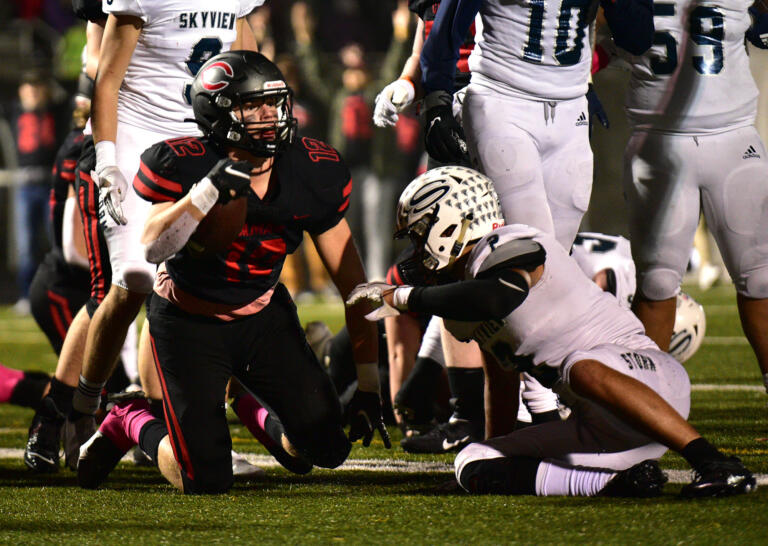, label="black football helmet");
[191,50,297,157]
